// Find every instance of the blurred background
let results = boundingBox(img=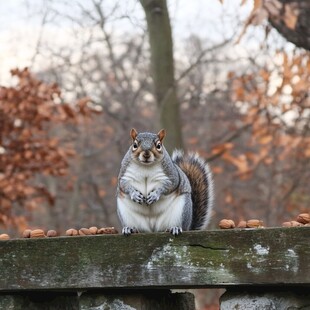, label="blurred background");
[1,0,309,235]
[0,0,310,230]
[0,0,309,308]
